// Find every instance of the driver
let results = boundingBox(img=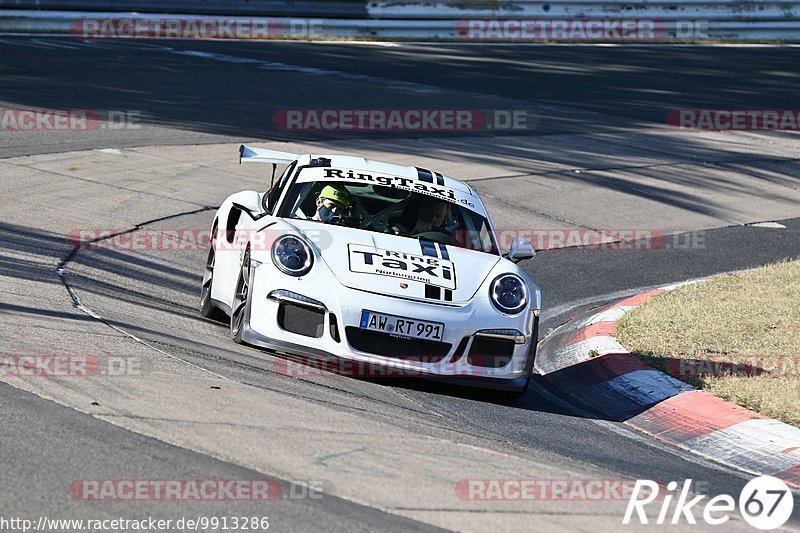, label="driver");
[311,184,351,222]
[413,197,449,234]
[389,196,450,236]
